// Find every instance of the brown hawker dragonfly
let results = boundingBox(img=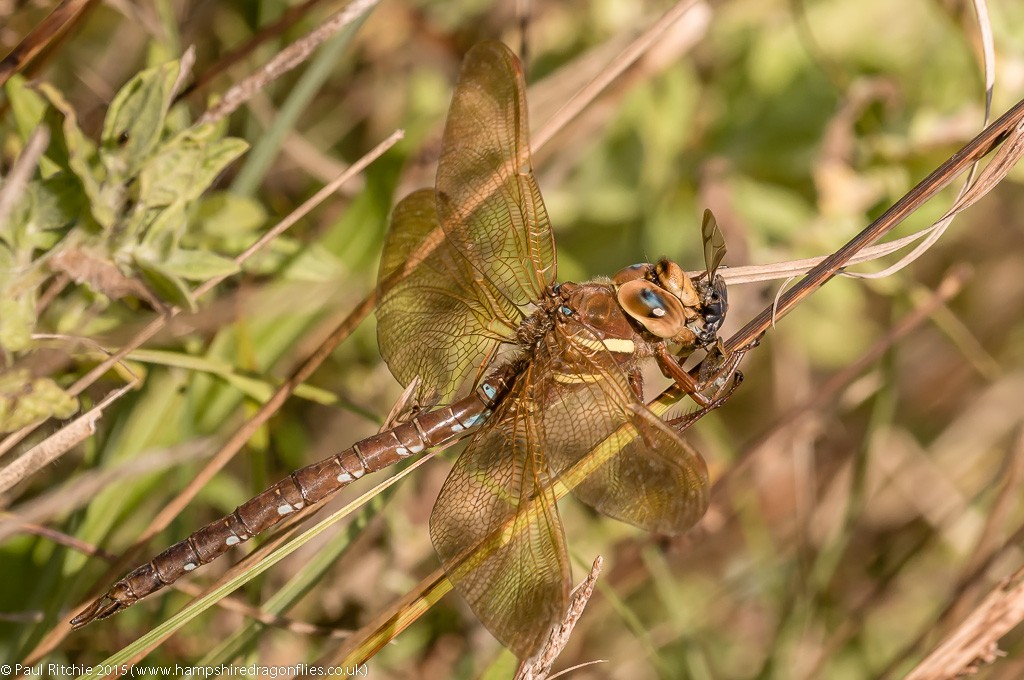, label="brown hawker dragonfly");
[72,41,734,660]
